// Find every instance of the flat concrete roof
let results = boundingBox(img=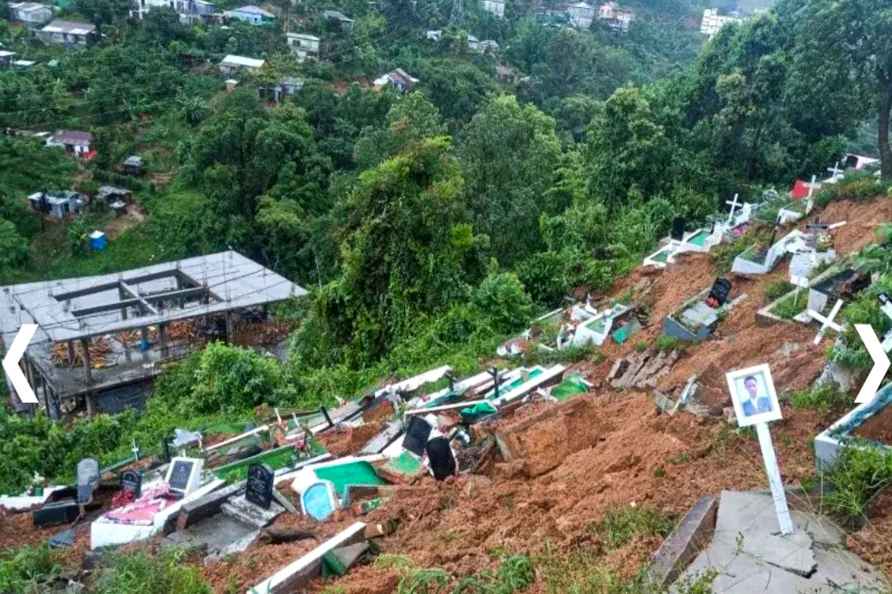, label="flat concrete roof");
[0,251,307,345]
